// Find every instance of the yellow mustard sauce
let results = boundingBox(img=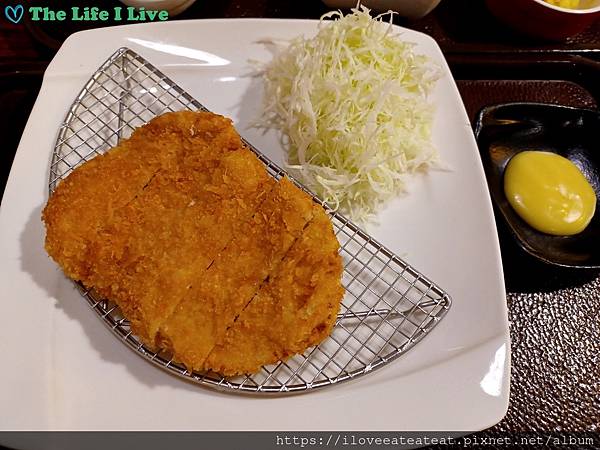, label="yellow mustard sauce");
[545,0,580,8]
[503,151,596,235]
